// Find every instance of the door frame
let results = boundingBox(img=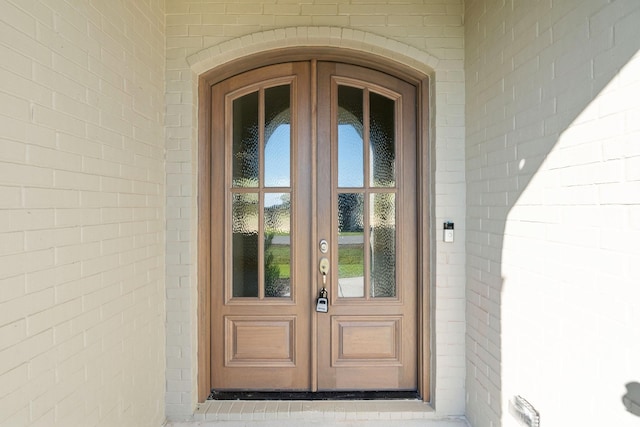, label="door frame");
[197,47,431,402]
